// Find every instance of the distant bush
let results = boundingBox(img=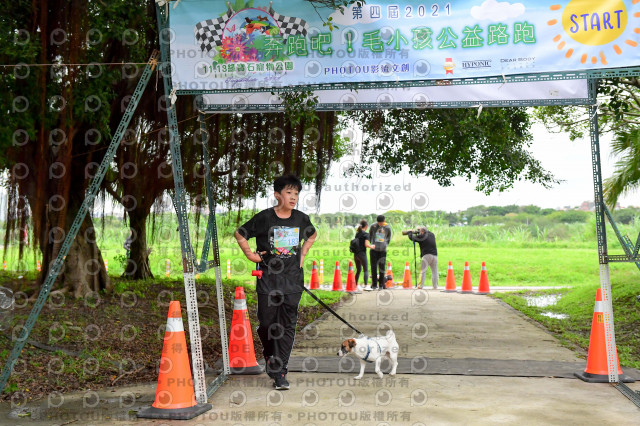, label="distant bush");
[612,208,640,225]
[545,210,590,223]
